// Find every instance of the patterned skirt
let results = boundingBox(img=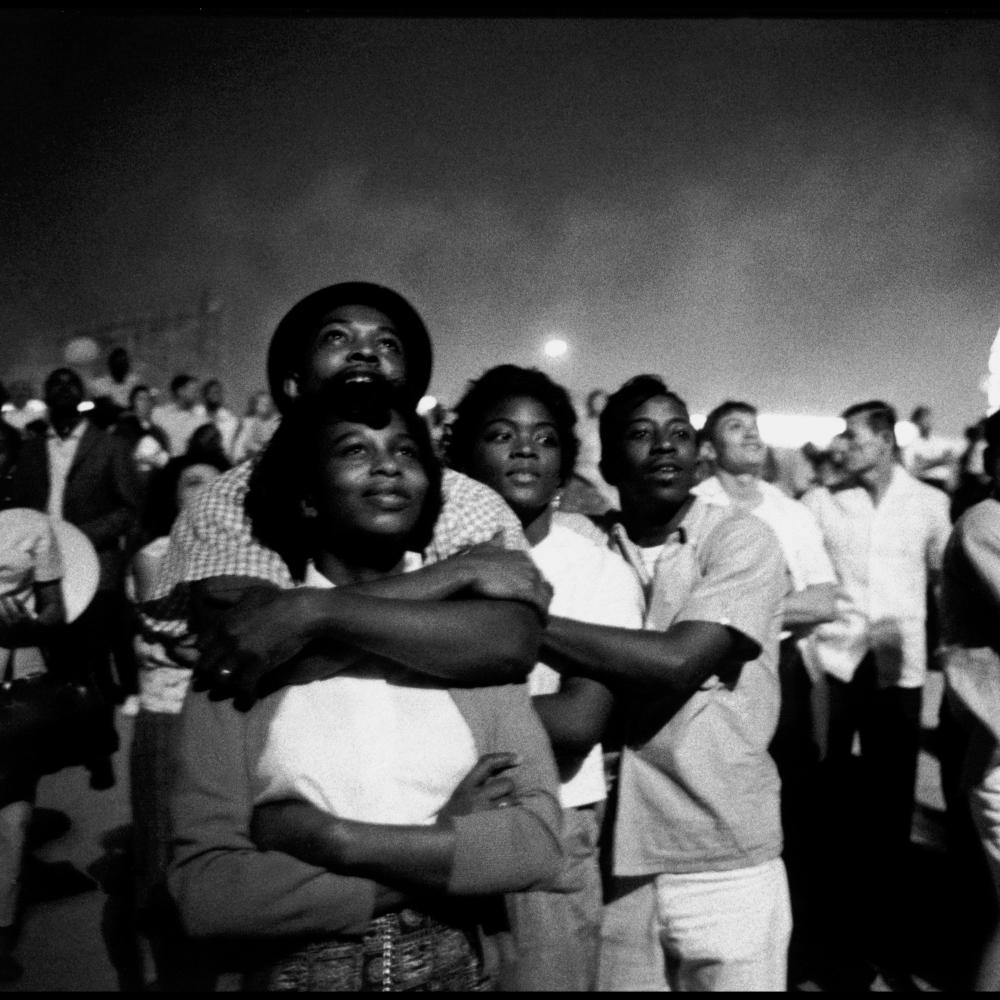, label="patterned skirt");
[245,908,492,992]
